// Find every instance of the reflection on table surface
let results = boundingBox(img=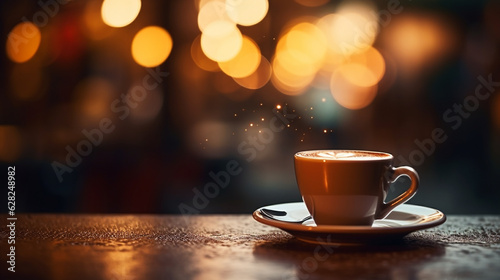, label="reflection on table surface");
[1,214,499,280]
